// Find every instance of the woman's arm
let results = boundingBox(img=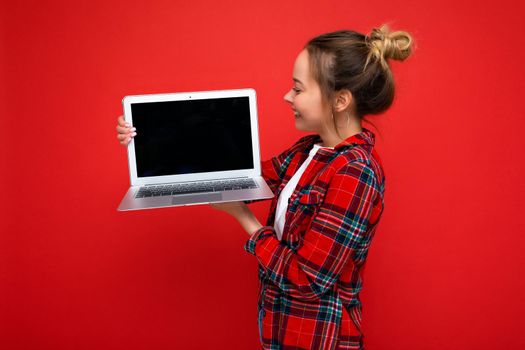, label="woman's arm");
[243,158,286,204]
[244,161,382,301]
[244,135,314,204]
[210,201,263,234]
